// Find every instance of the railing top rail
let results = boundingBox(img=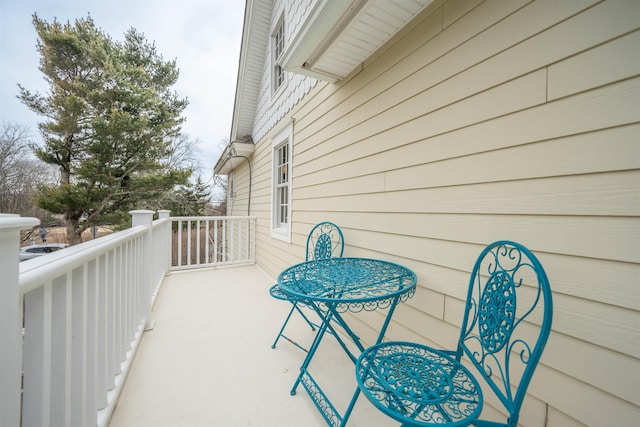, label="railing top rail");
[152,217,170,228]
[19,225,147,295]
[170,216,256,221]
